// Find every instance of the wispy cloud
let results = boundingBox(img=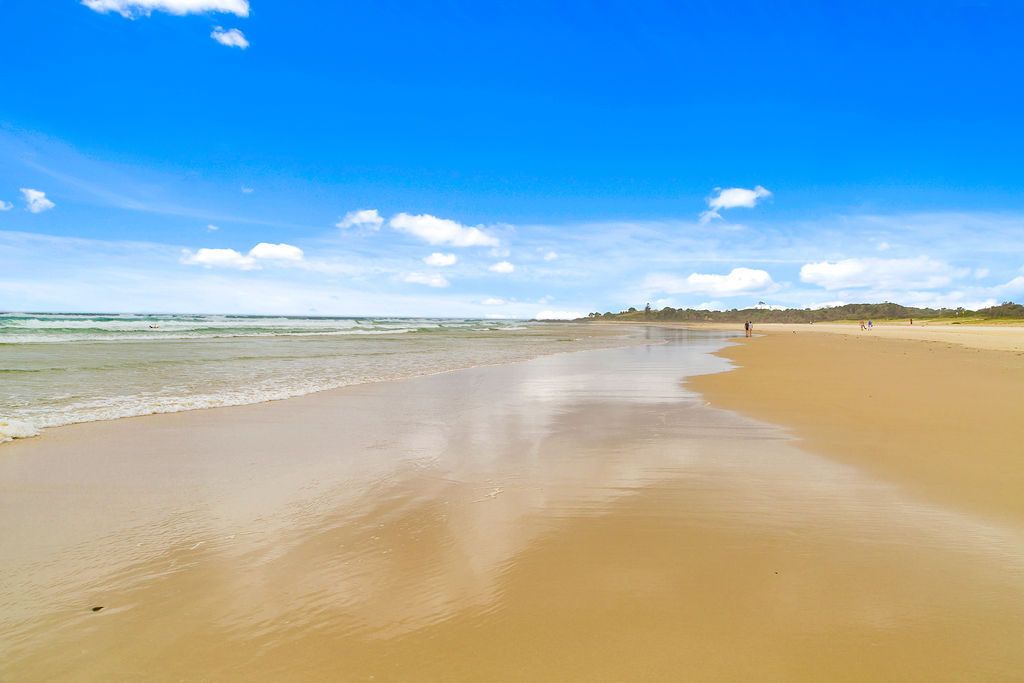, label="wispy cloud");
[423,252,457,267]
[390,213,500,248]
[337,209,384,230]
[0,200,12,211]
[403,272,450,288]
[644,268,777,296]
[489,261,515,274]
[535,309,583,320]
[181,247,257,270]
[799,256,965,290]
[81,0,249,18]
